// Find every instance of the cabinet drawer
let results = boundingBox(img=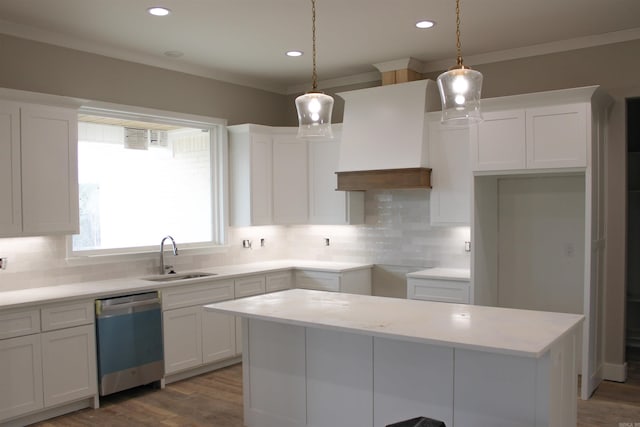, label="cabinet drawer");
[266,271,293,293]
[234,275,266,298]
[41,301,94,331]
[0,309,41,339]
[407,278,470,304]
[162,280,234,310]
[295,271,340,292]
